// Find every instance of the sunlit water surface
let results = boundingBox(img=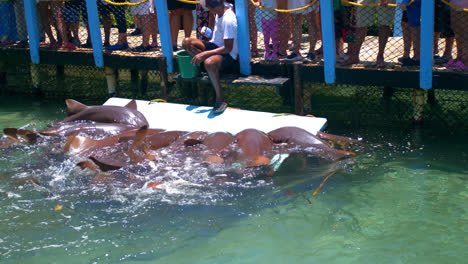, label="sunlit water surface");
[0,96,467,264]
